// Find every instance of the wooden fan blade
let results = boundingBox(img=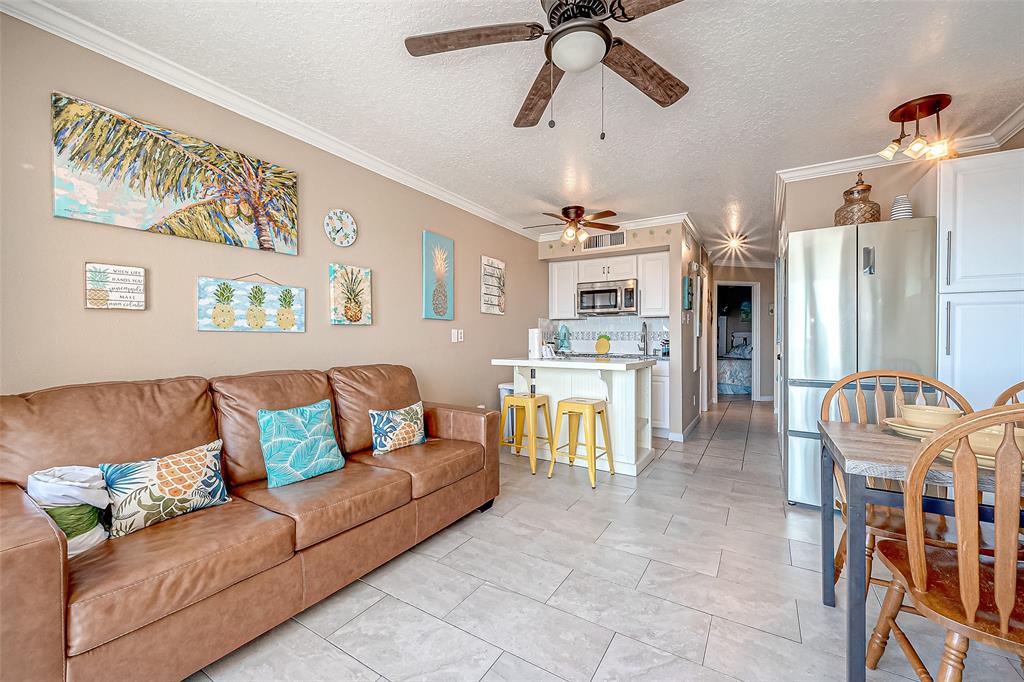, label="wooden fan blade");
[602,38,688,107]
[514,61,565,127]
[522,223,564,229]
[610,0,686,22]
[405,22,545,57]
[542,212,569,222]
[581,222,620,231]
[582,210,617,222]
